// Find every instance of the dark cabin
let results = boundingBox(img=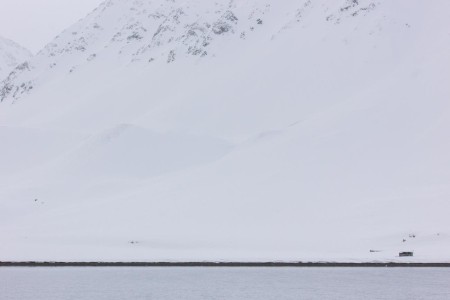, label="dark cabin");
[399,251,414,257]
